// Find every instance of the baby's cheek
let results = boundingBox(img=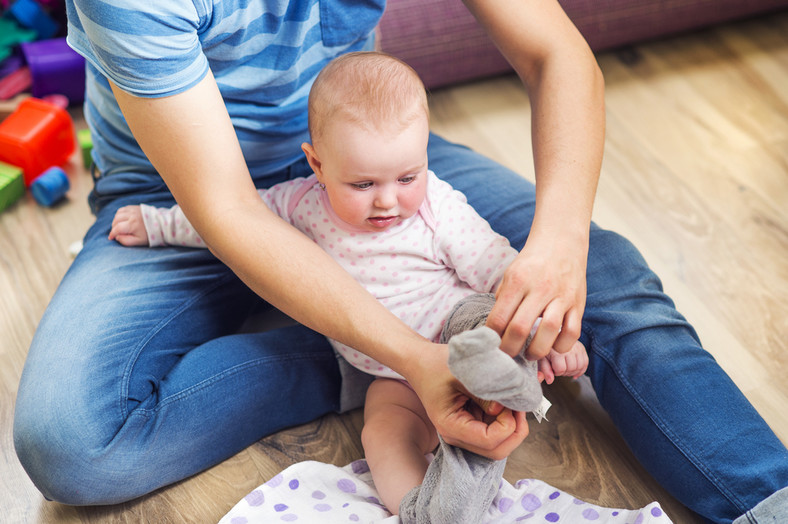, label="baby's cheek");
[402,185,427,216]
